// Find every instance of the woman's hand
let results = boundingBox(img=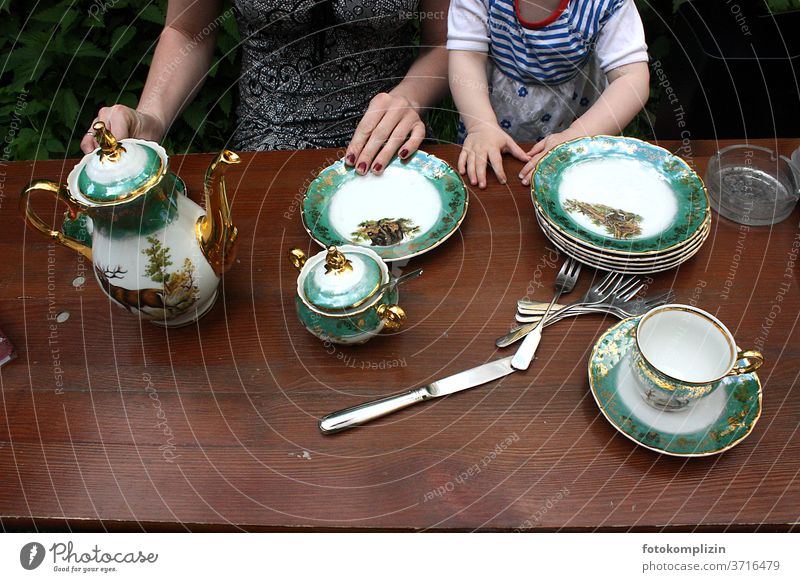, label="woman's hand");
[345,92,427,175]
[80,105,166,153]
[458,124,530,189]
[518,129,580,186]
